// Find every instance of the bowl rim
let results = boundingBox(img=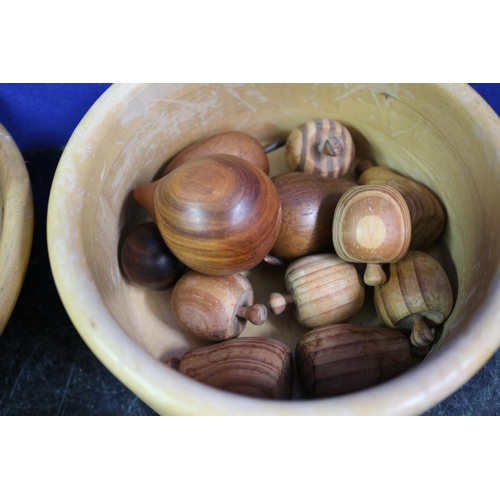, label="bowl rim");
[47,83,500,415]
[0,123,34,335]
